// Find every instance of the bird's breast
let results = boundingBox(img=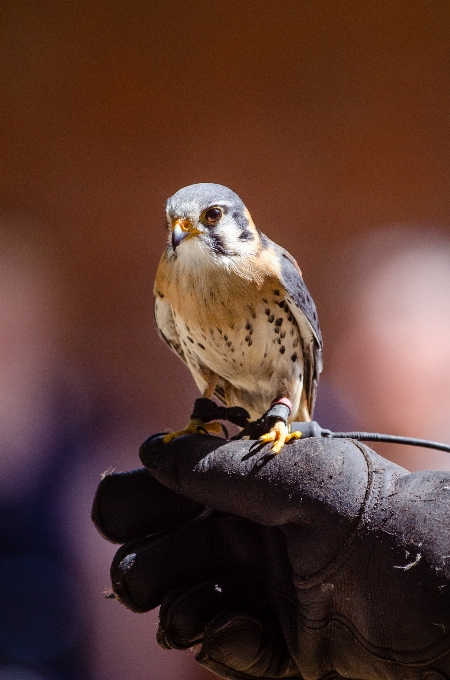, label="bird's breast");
[168,267,304,399]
